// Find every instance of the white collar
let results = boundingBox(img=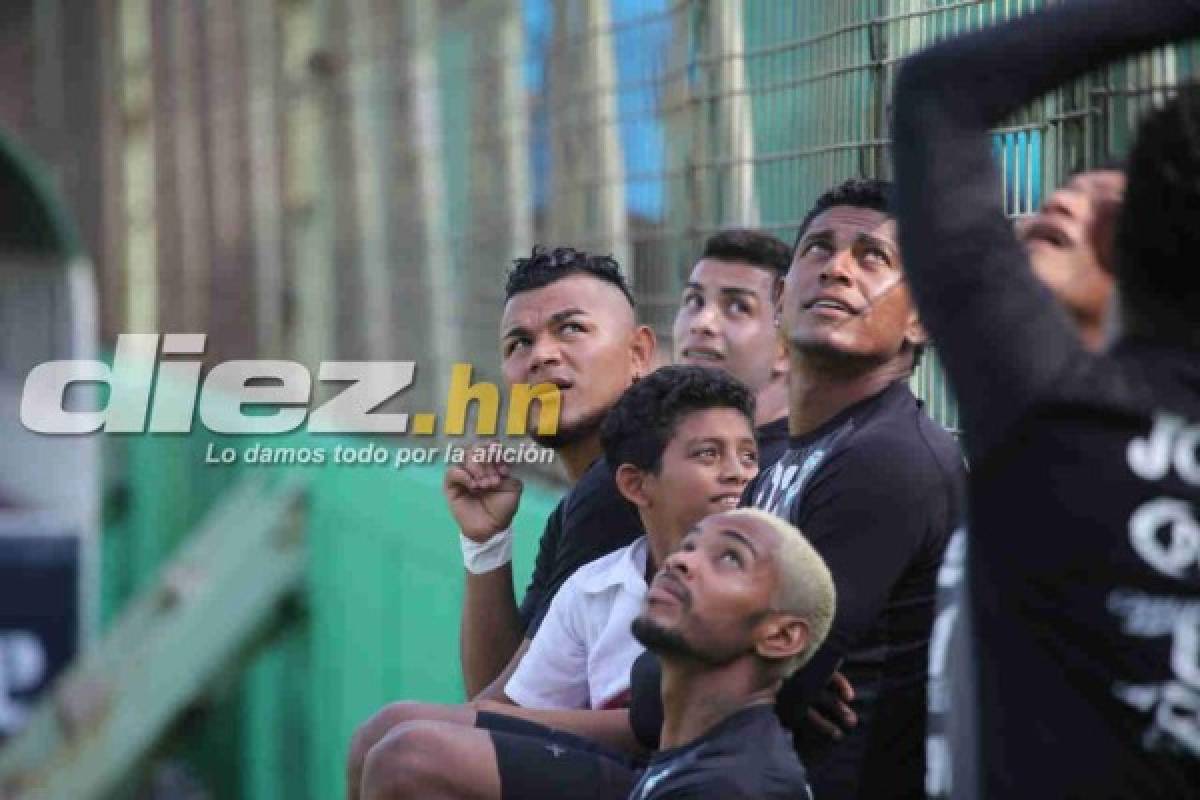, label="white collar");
[578,535,649,594]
